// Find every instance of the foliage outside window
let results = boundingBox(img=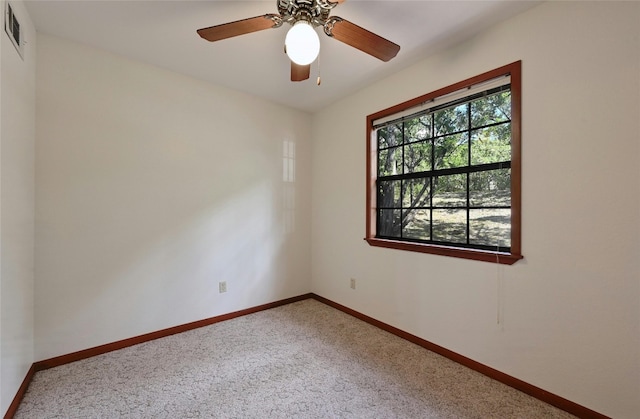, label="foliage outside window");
[365,62,522,264]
